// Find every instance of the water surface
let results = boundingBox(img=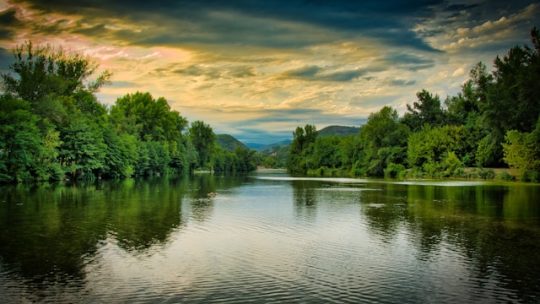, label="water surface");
[1,173,539,303]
